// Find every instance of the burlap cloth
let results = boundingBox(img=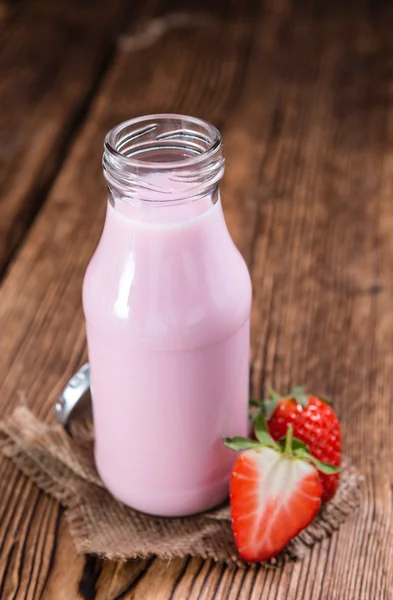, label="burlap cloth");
[0,407,363,567]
